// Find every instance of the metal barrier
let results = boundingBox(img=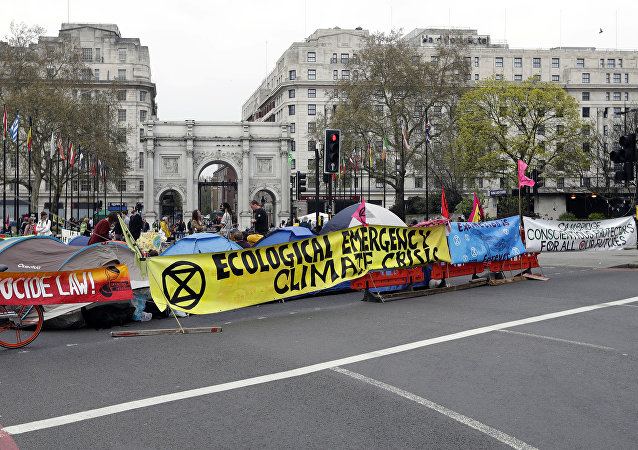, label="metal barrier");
[350,268,425,290]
